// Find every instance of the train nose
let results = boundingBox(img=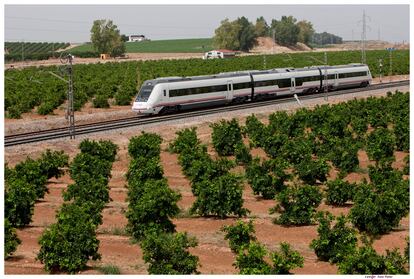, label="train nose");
[132,102,150,113]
